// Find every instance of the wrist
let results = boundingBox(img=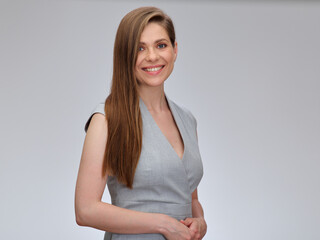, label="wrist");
[155,214,170,235]
[197,217,207,236]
